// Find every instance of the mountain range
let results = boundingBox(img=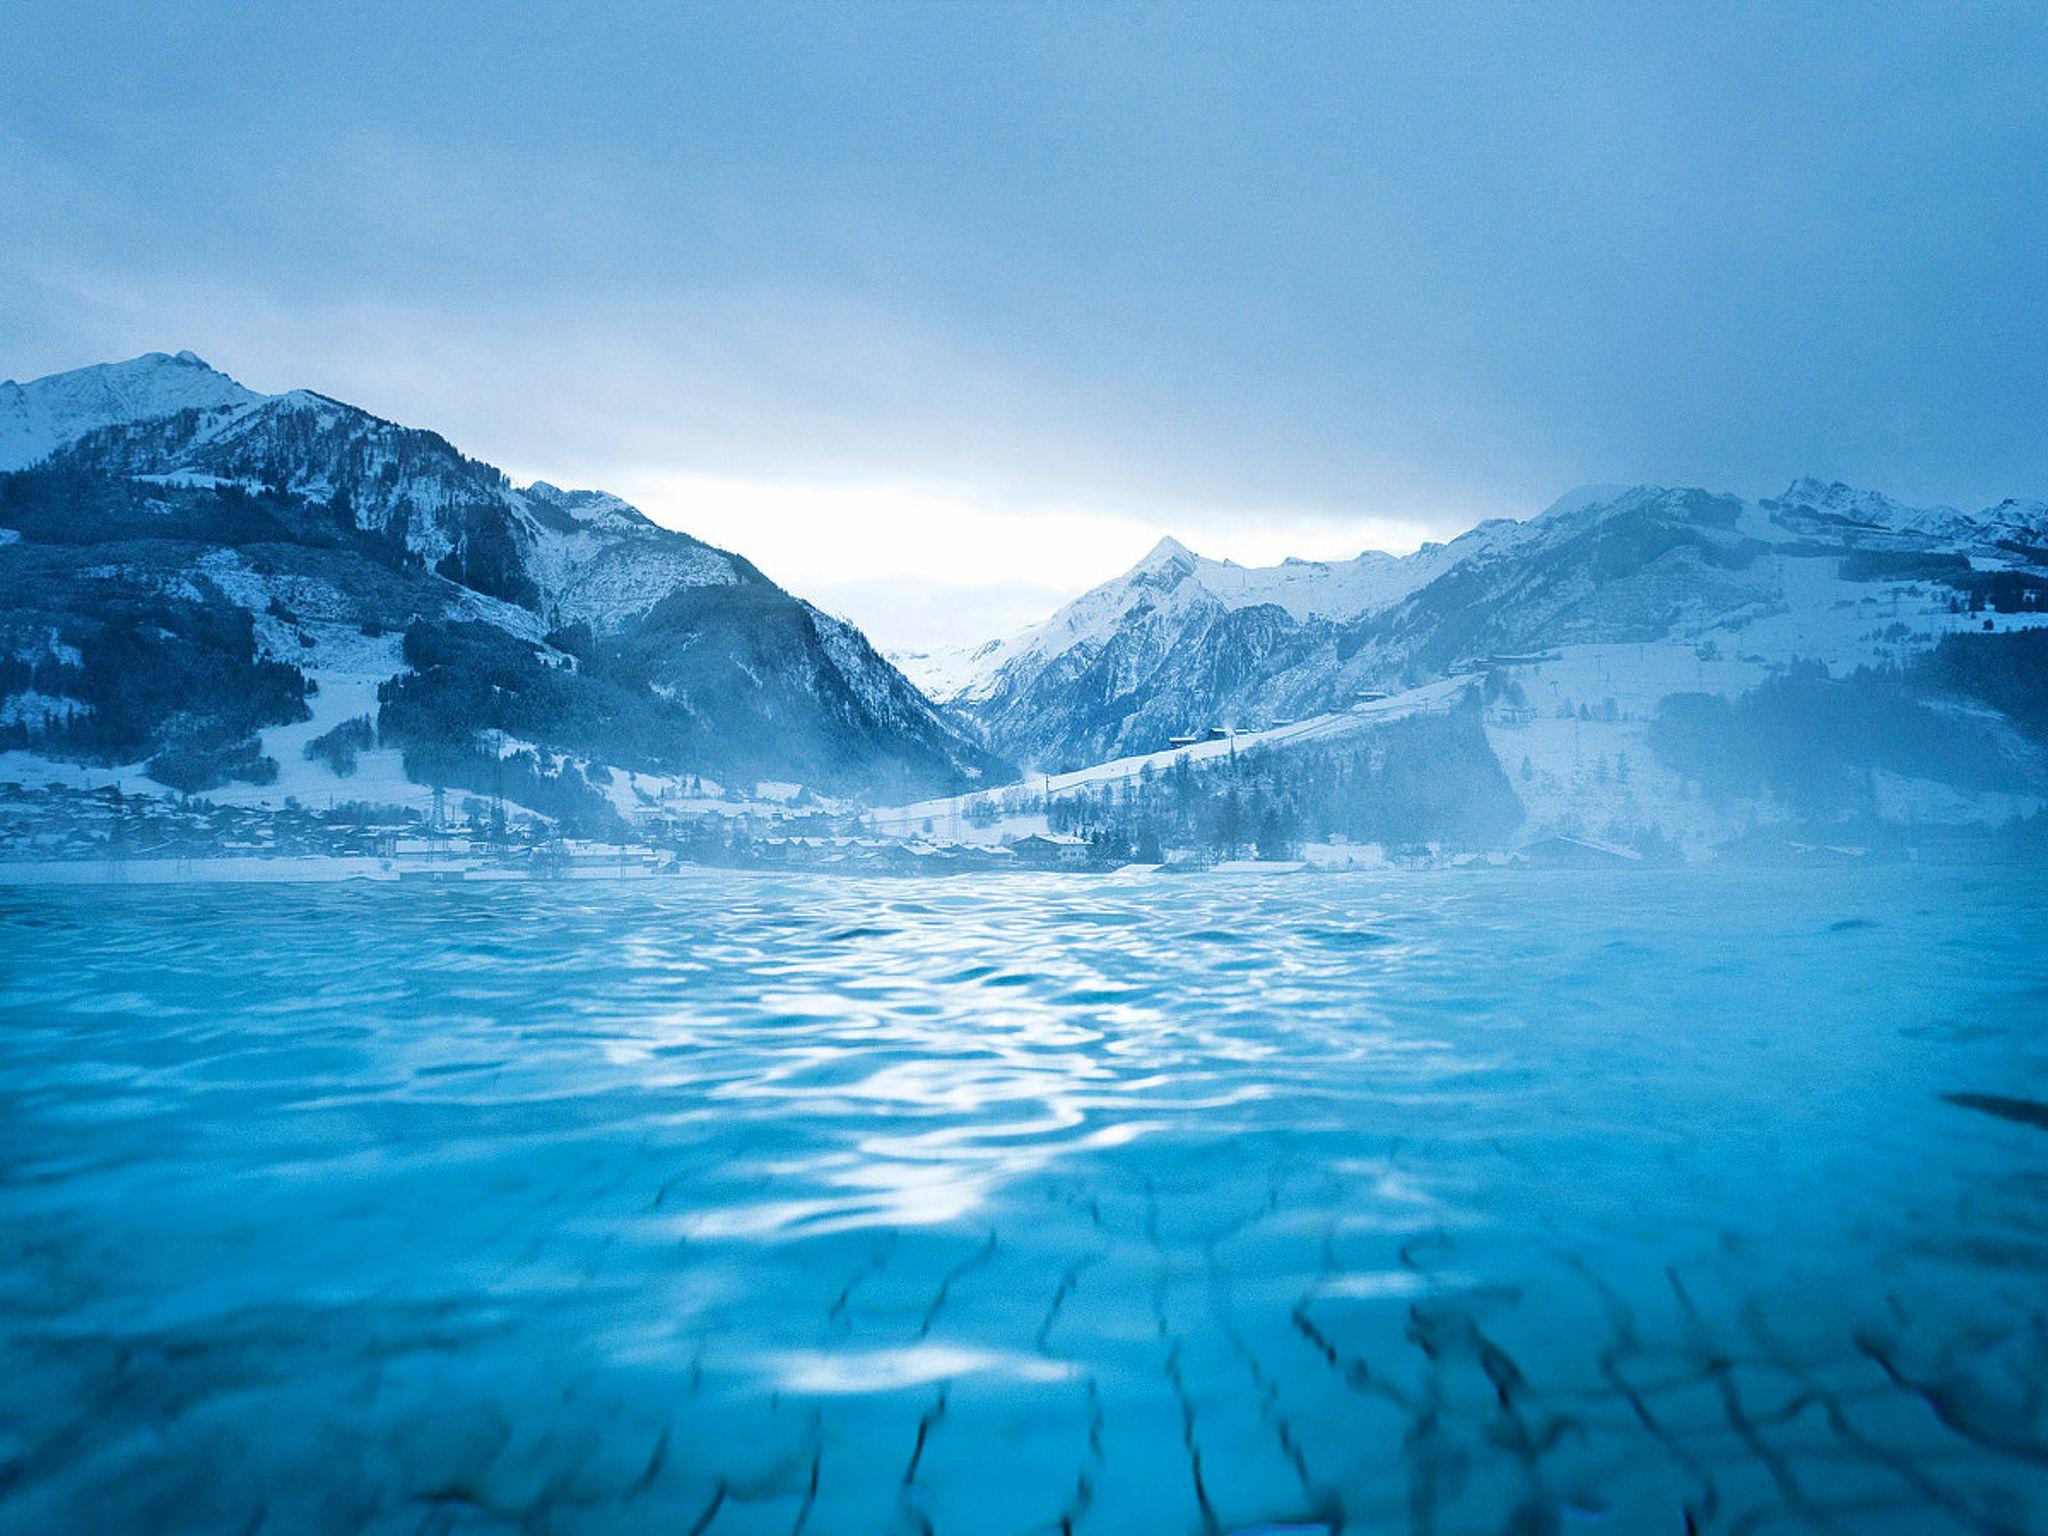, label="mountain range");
[0,352,1005,822]
[4,349,2046,850]
[917,480,2048,776]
